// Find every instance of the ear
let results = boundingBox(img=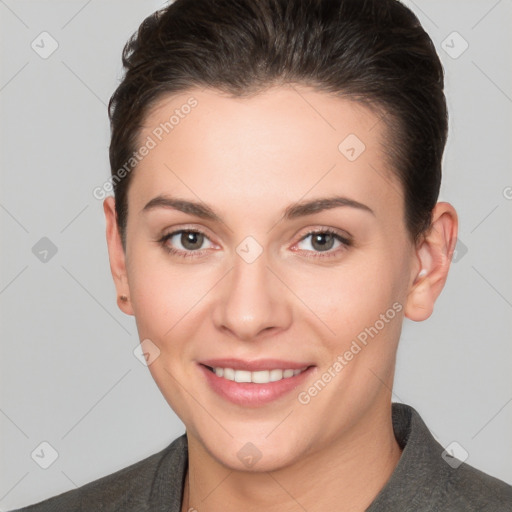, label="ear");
[404,202,458,322]
[104,196,134,316]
